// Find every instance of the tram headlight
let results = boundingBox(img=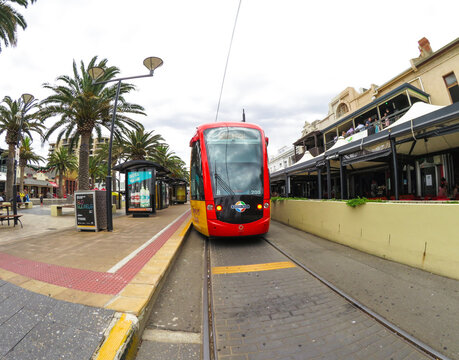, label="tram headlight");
[257,204,263,210]
[216,205,223,212]
[264,202,270,209]
[207,204,214,211]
